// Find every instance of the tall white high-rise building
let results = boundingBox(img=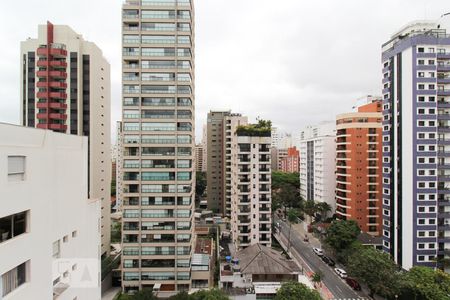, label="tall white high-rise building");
[20,22,111,257]
[299,121,336,213]
[231,127,272,250]
[0,123,100,300]
[121,0,195,295]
